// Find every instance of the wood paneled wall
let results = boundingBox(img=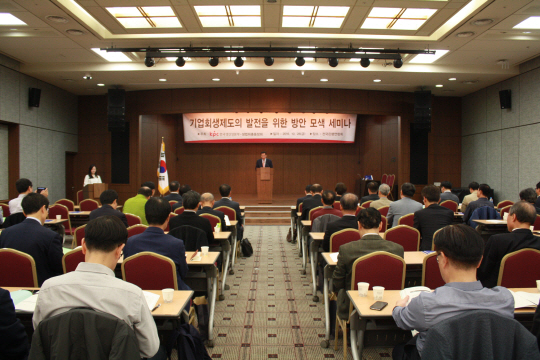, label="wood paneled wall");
[77,88,461,203]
